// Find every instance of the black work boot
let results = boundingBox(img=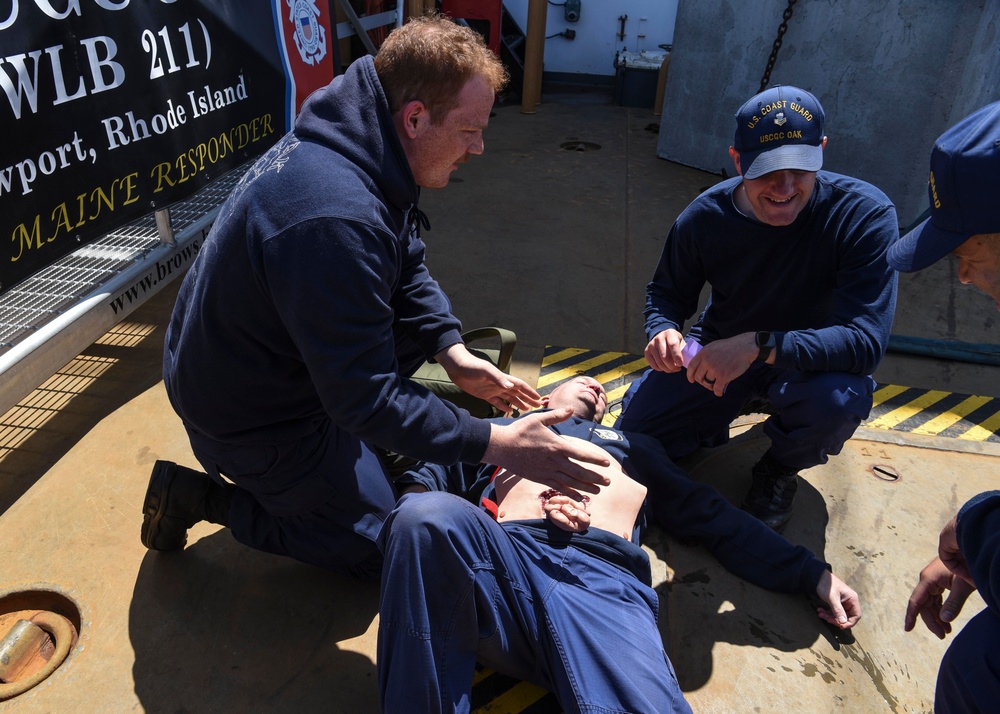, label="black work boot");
[741,452,799,533]
[141,460,233,551]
